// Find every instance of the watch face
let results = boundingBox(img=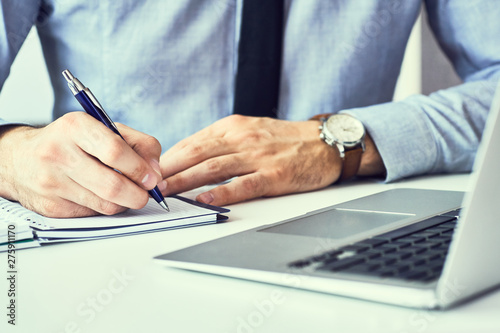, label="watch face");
[324,114,365,146]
